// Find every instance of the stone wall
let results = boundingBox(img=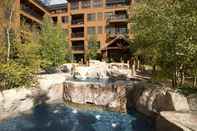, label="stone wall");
[63,81,127,112]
